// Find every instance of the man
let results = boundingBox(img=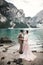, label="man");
[18,30,24,54]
